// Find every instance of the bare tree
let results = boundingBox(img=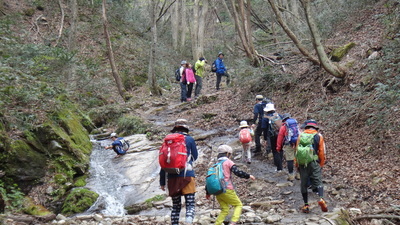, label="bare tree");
[189,0,209,59]
[180,0,187,52]
[102,0,130,100]
[228,0,259,66]
[148,0,163,96]
[267,0,319,65]
[300,0,345,78]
